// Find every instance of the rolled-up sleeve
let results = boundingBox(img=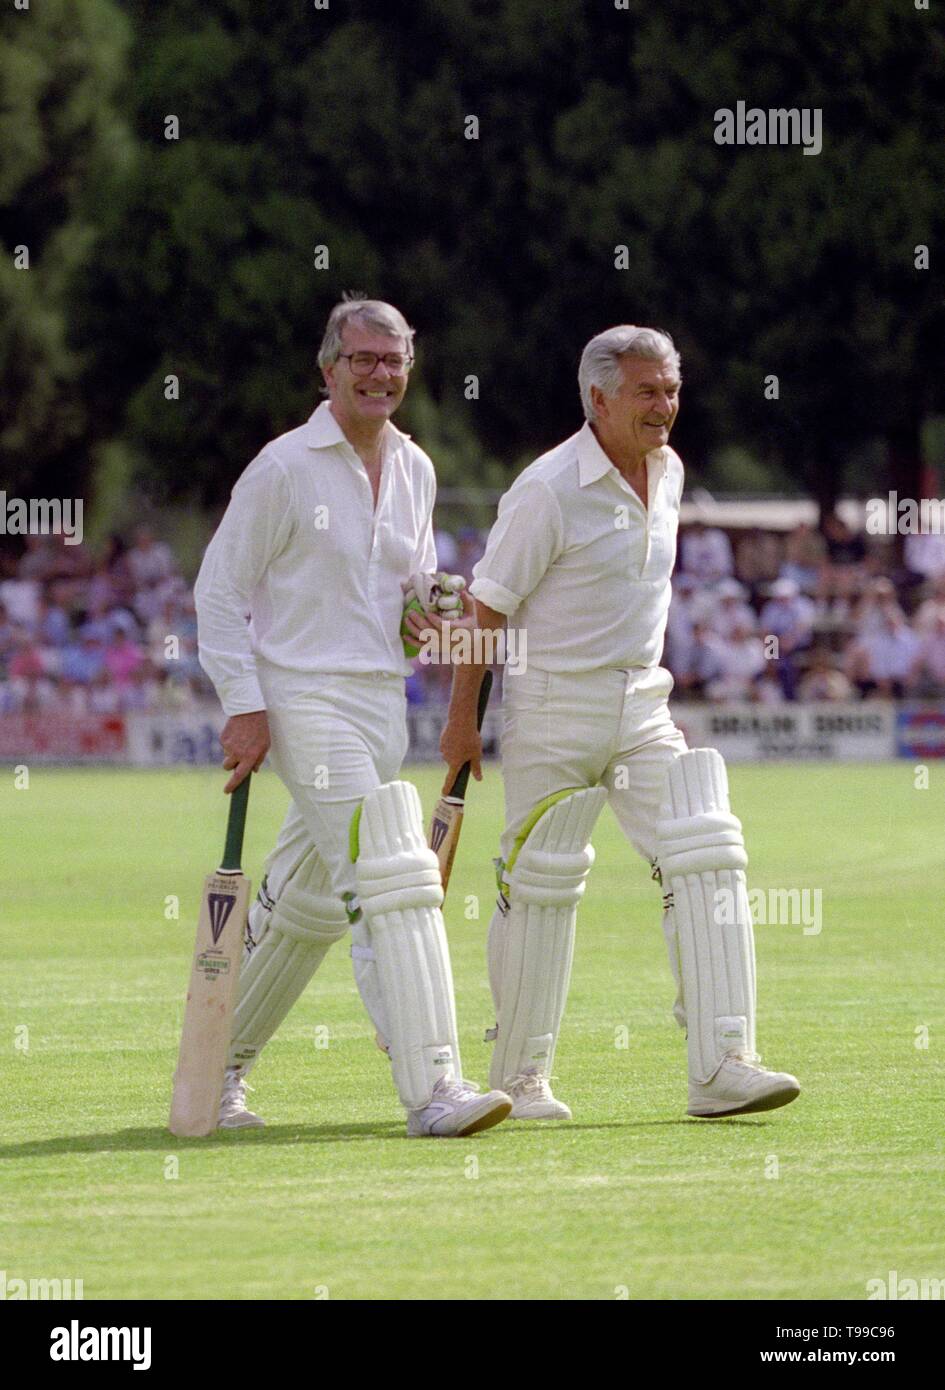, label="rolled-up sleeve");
[470,478,563,617]
[194,452,295,715]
